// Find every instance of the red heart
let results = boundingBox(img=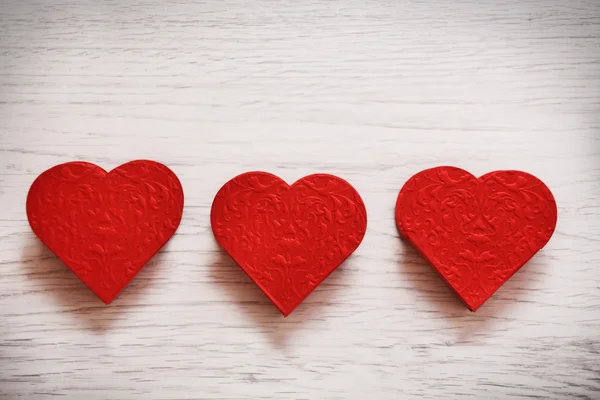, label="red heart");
[26,160,184,304]
[211,172,367,316]
[395,166,557,311]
